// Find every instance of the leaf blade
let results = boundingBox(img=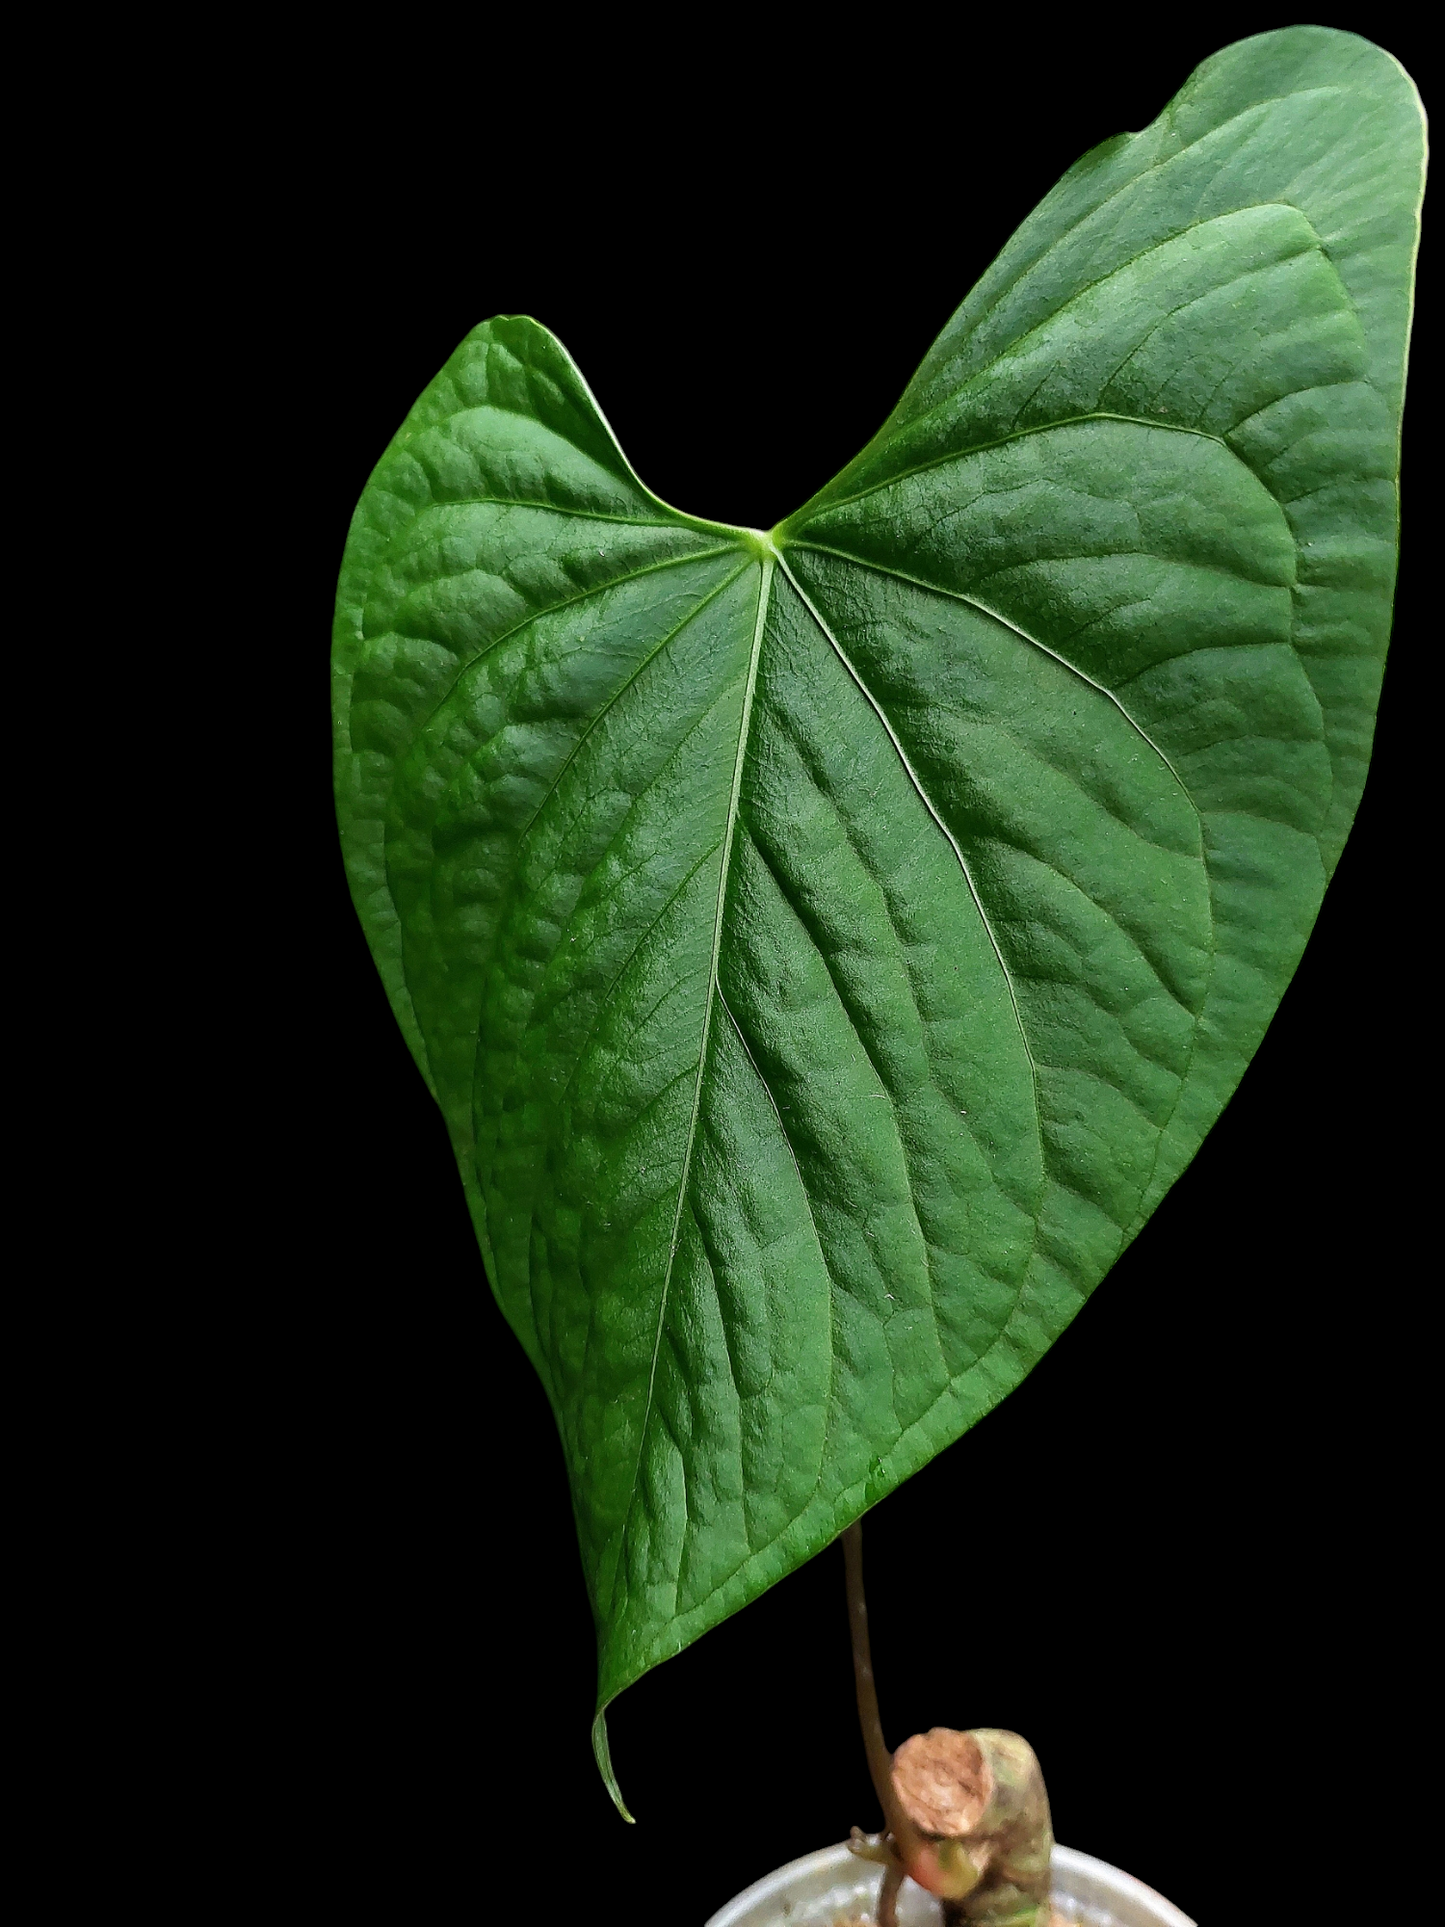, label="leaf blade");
[331,27,1424,1806]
